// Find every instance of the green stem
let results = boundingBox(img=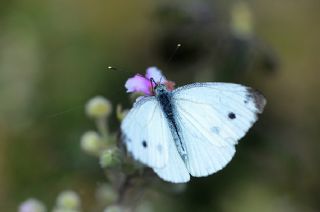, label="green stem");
[96,117,109,142]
